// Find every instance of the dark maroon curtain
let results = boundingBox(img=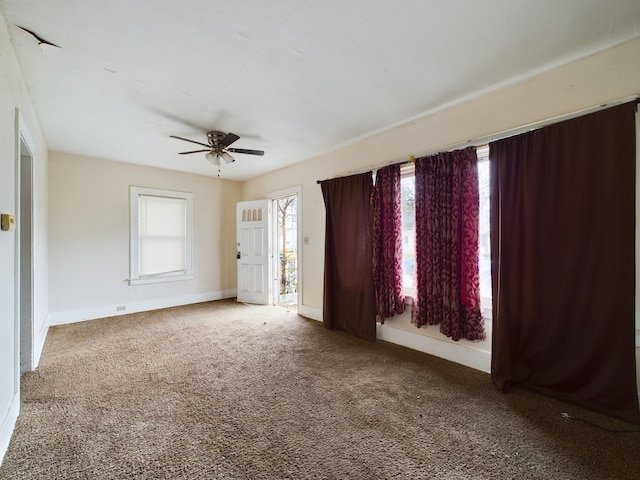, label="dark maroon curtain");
[321,172,376,341]
[490,101,639,424]
[372,164,405,323]
[412,147,485,341]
